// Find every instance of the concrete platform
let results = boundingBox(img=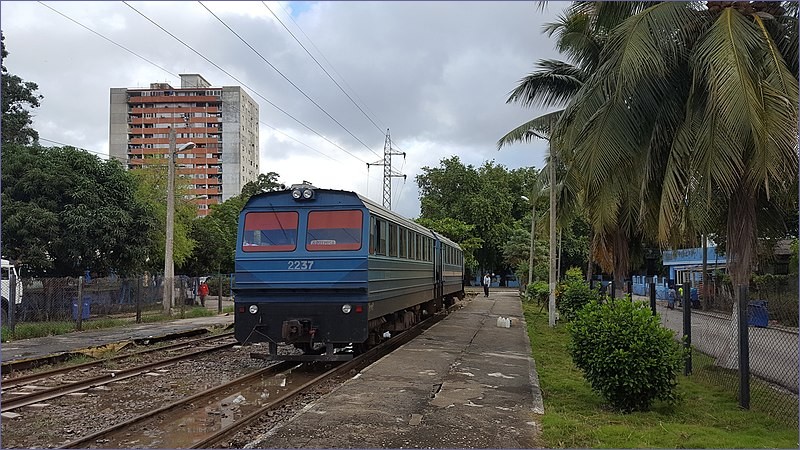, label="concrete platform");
[1,313,233,367]
[249,290,544,448]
